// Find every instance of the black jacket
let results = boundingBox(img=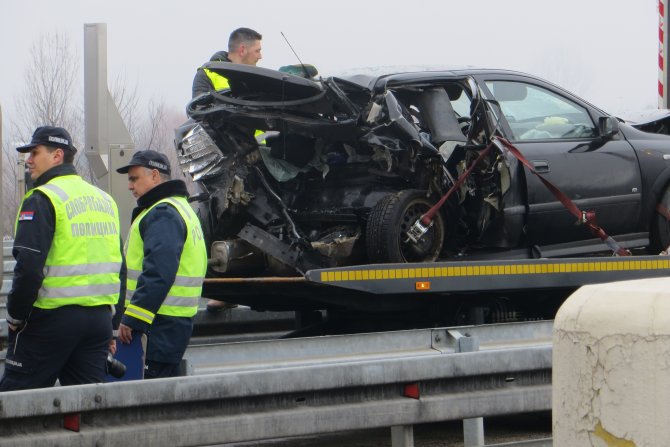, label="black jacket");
[191,50,230,98]
[8,164,126,324]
